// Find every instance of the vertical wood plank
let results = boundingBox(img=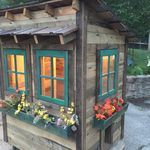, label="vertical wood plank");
[100,130,105,150]
[121,115,125,139]
[0,40,8,142]
[122,39,128,100]
[26,44,33,102]
[76,1,88,150]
